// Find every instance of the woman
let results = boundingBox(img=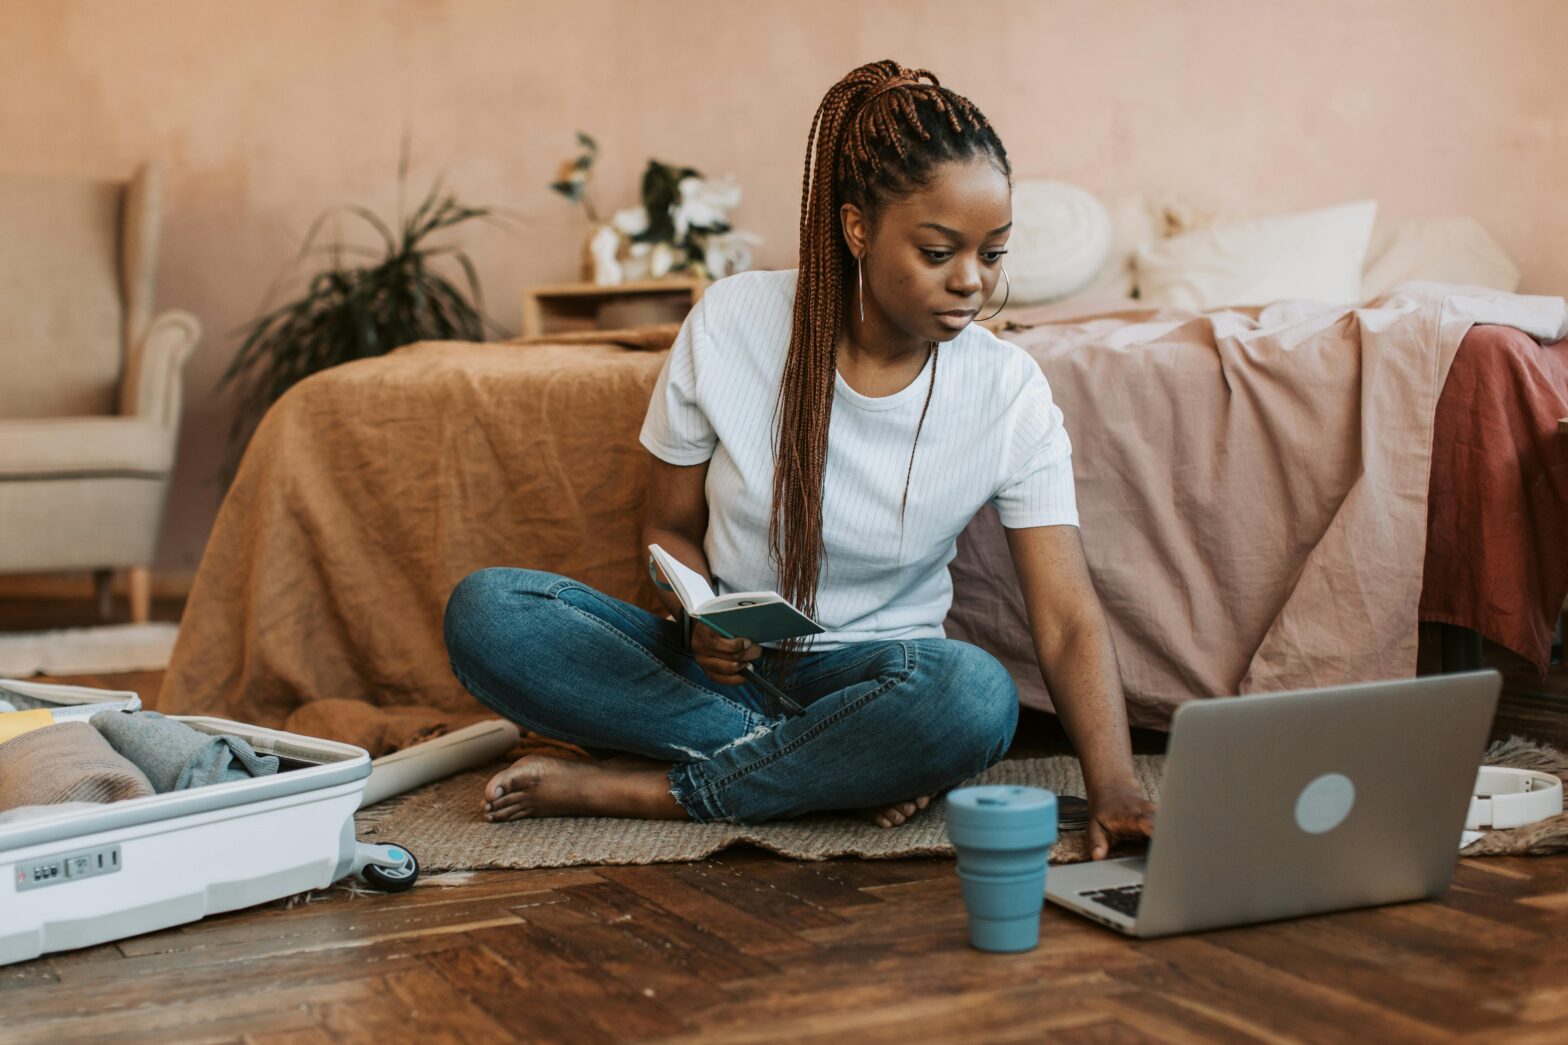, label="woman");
[444,60,1155,859]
